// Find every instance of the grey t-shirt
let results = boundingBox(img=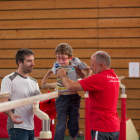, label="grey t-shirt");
[1,72,41,130]
[52,57,87,92]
